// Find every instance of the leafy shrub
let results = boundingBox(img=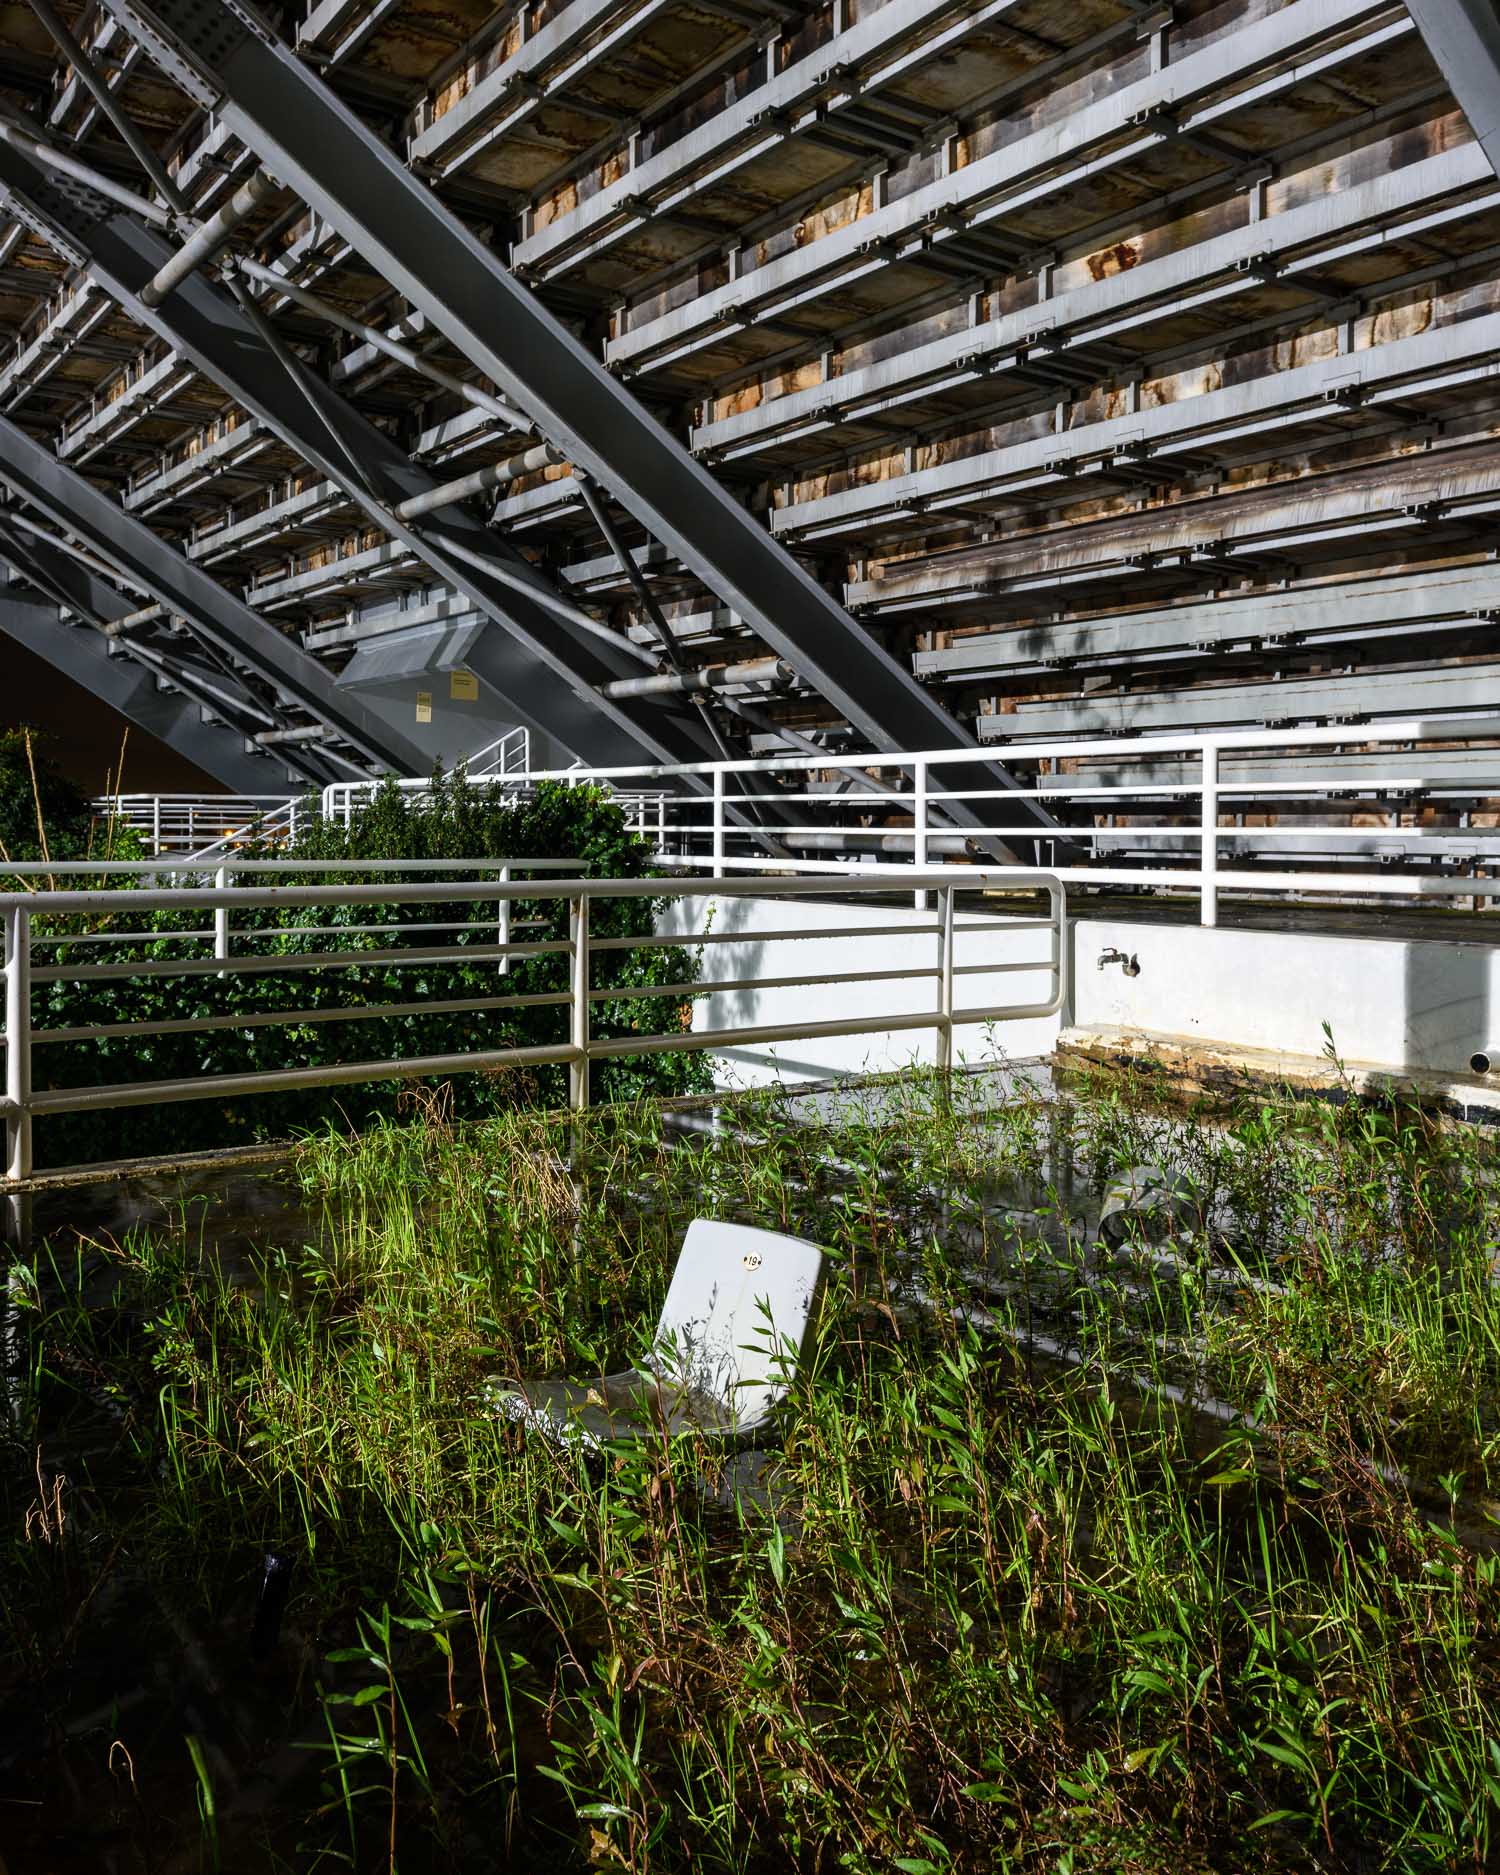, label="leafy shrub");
[27,774,708,1167]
